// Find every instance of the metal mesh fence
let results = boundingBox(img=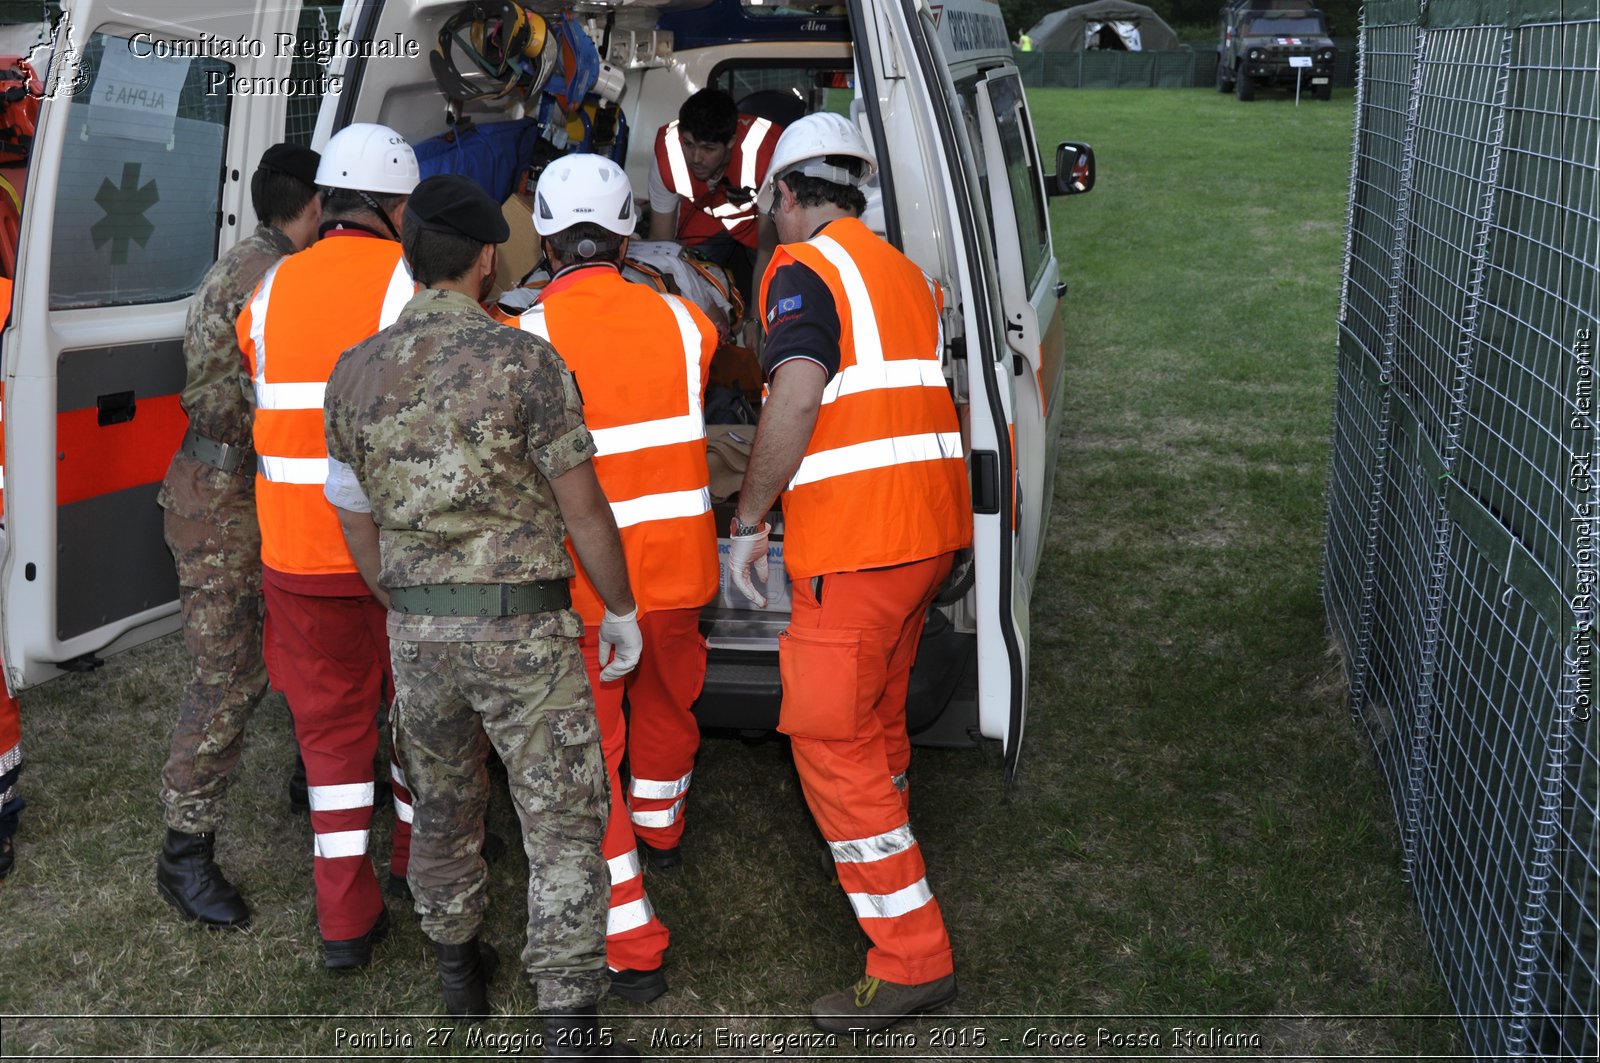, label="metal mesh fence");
[284,4,341,145]
[1325,0,1599,1058]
